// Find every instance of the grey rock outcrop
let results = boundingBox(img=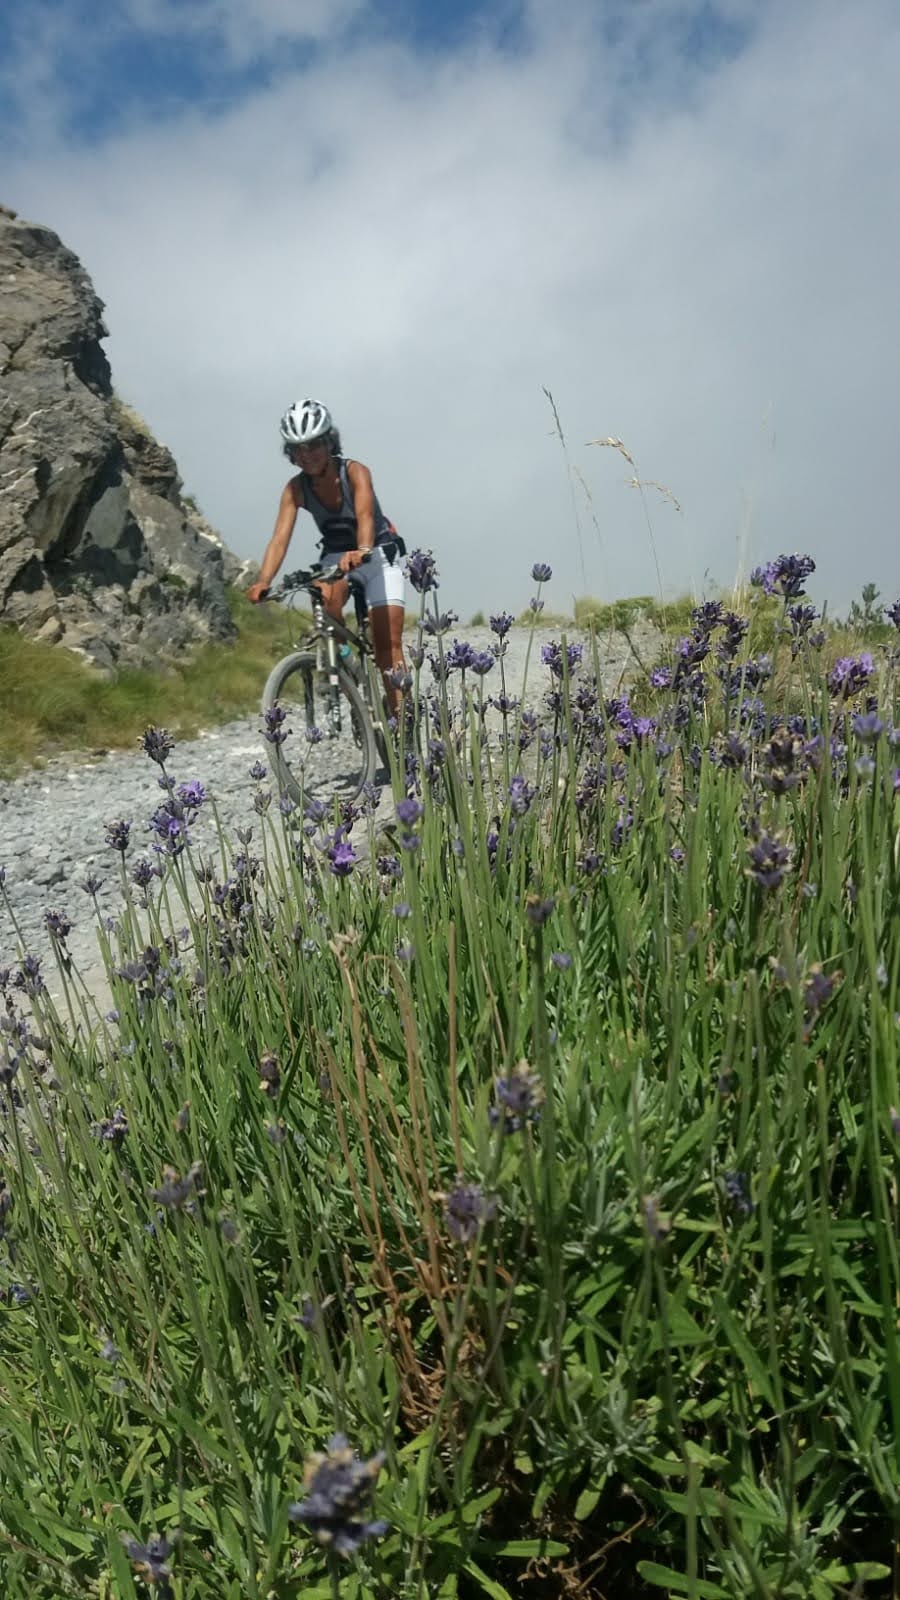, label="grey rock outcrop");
[0,205,248,672]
